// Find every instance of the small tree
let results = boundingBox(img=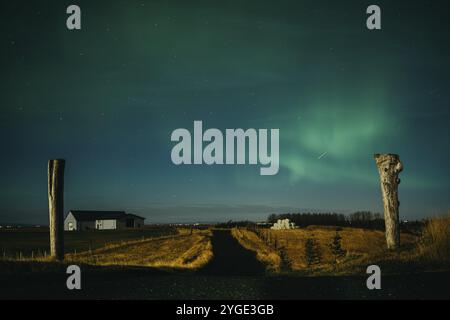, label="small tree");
[305,236,321,267]
[279,247,292,272]
[330,231,346,267]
